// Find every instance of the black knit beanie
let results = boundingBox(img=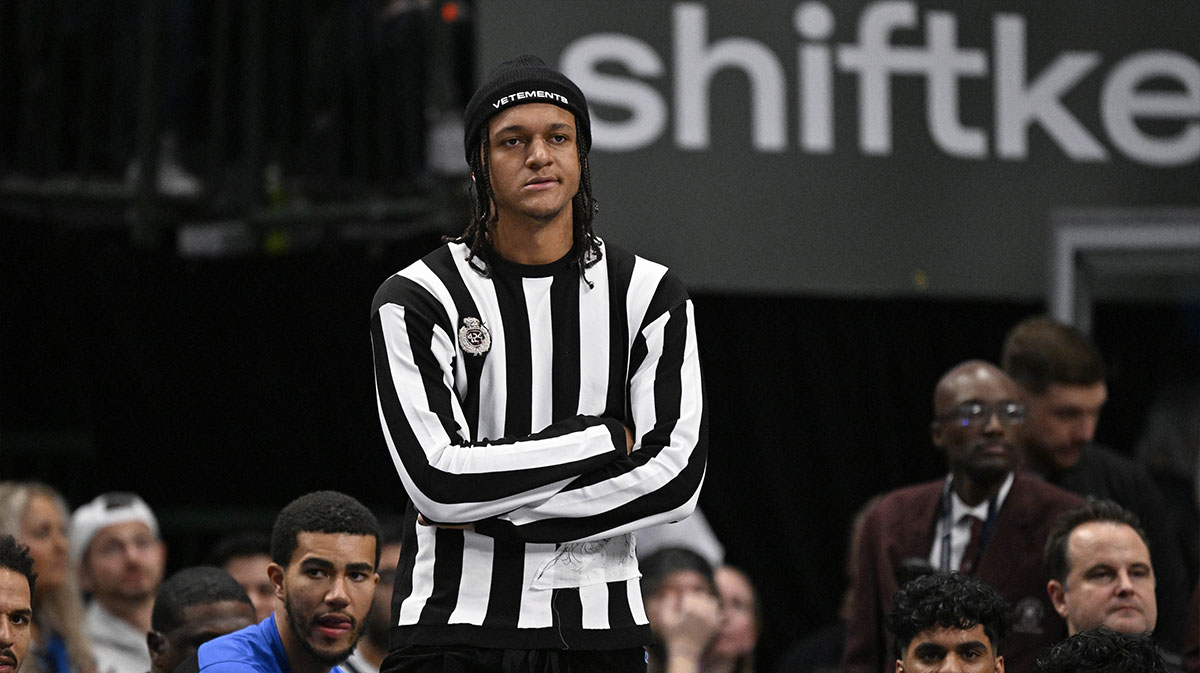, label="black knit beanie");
[462,55,591,163]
